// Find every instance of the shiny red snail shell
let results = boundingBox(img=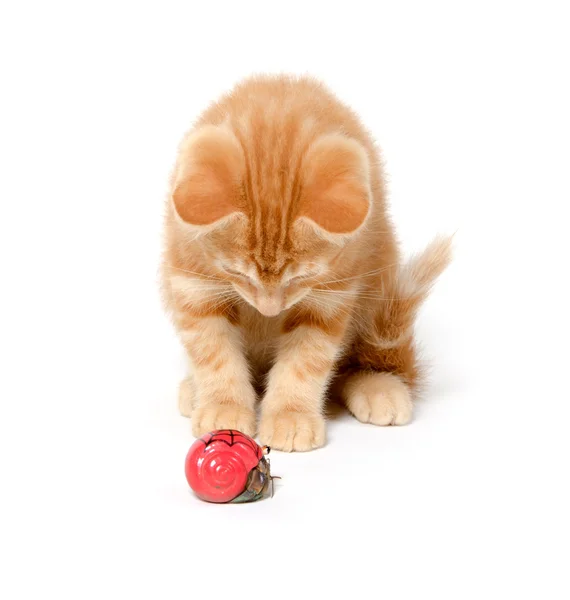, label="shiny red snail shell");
[185,430,274,503]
